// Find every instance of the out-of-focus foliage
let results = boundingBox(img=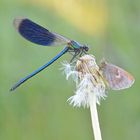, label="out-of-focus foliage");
[0,0,139,140]
[28,0,108,35]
